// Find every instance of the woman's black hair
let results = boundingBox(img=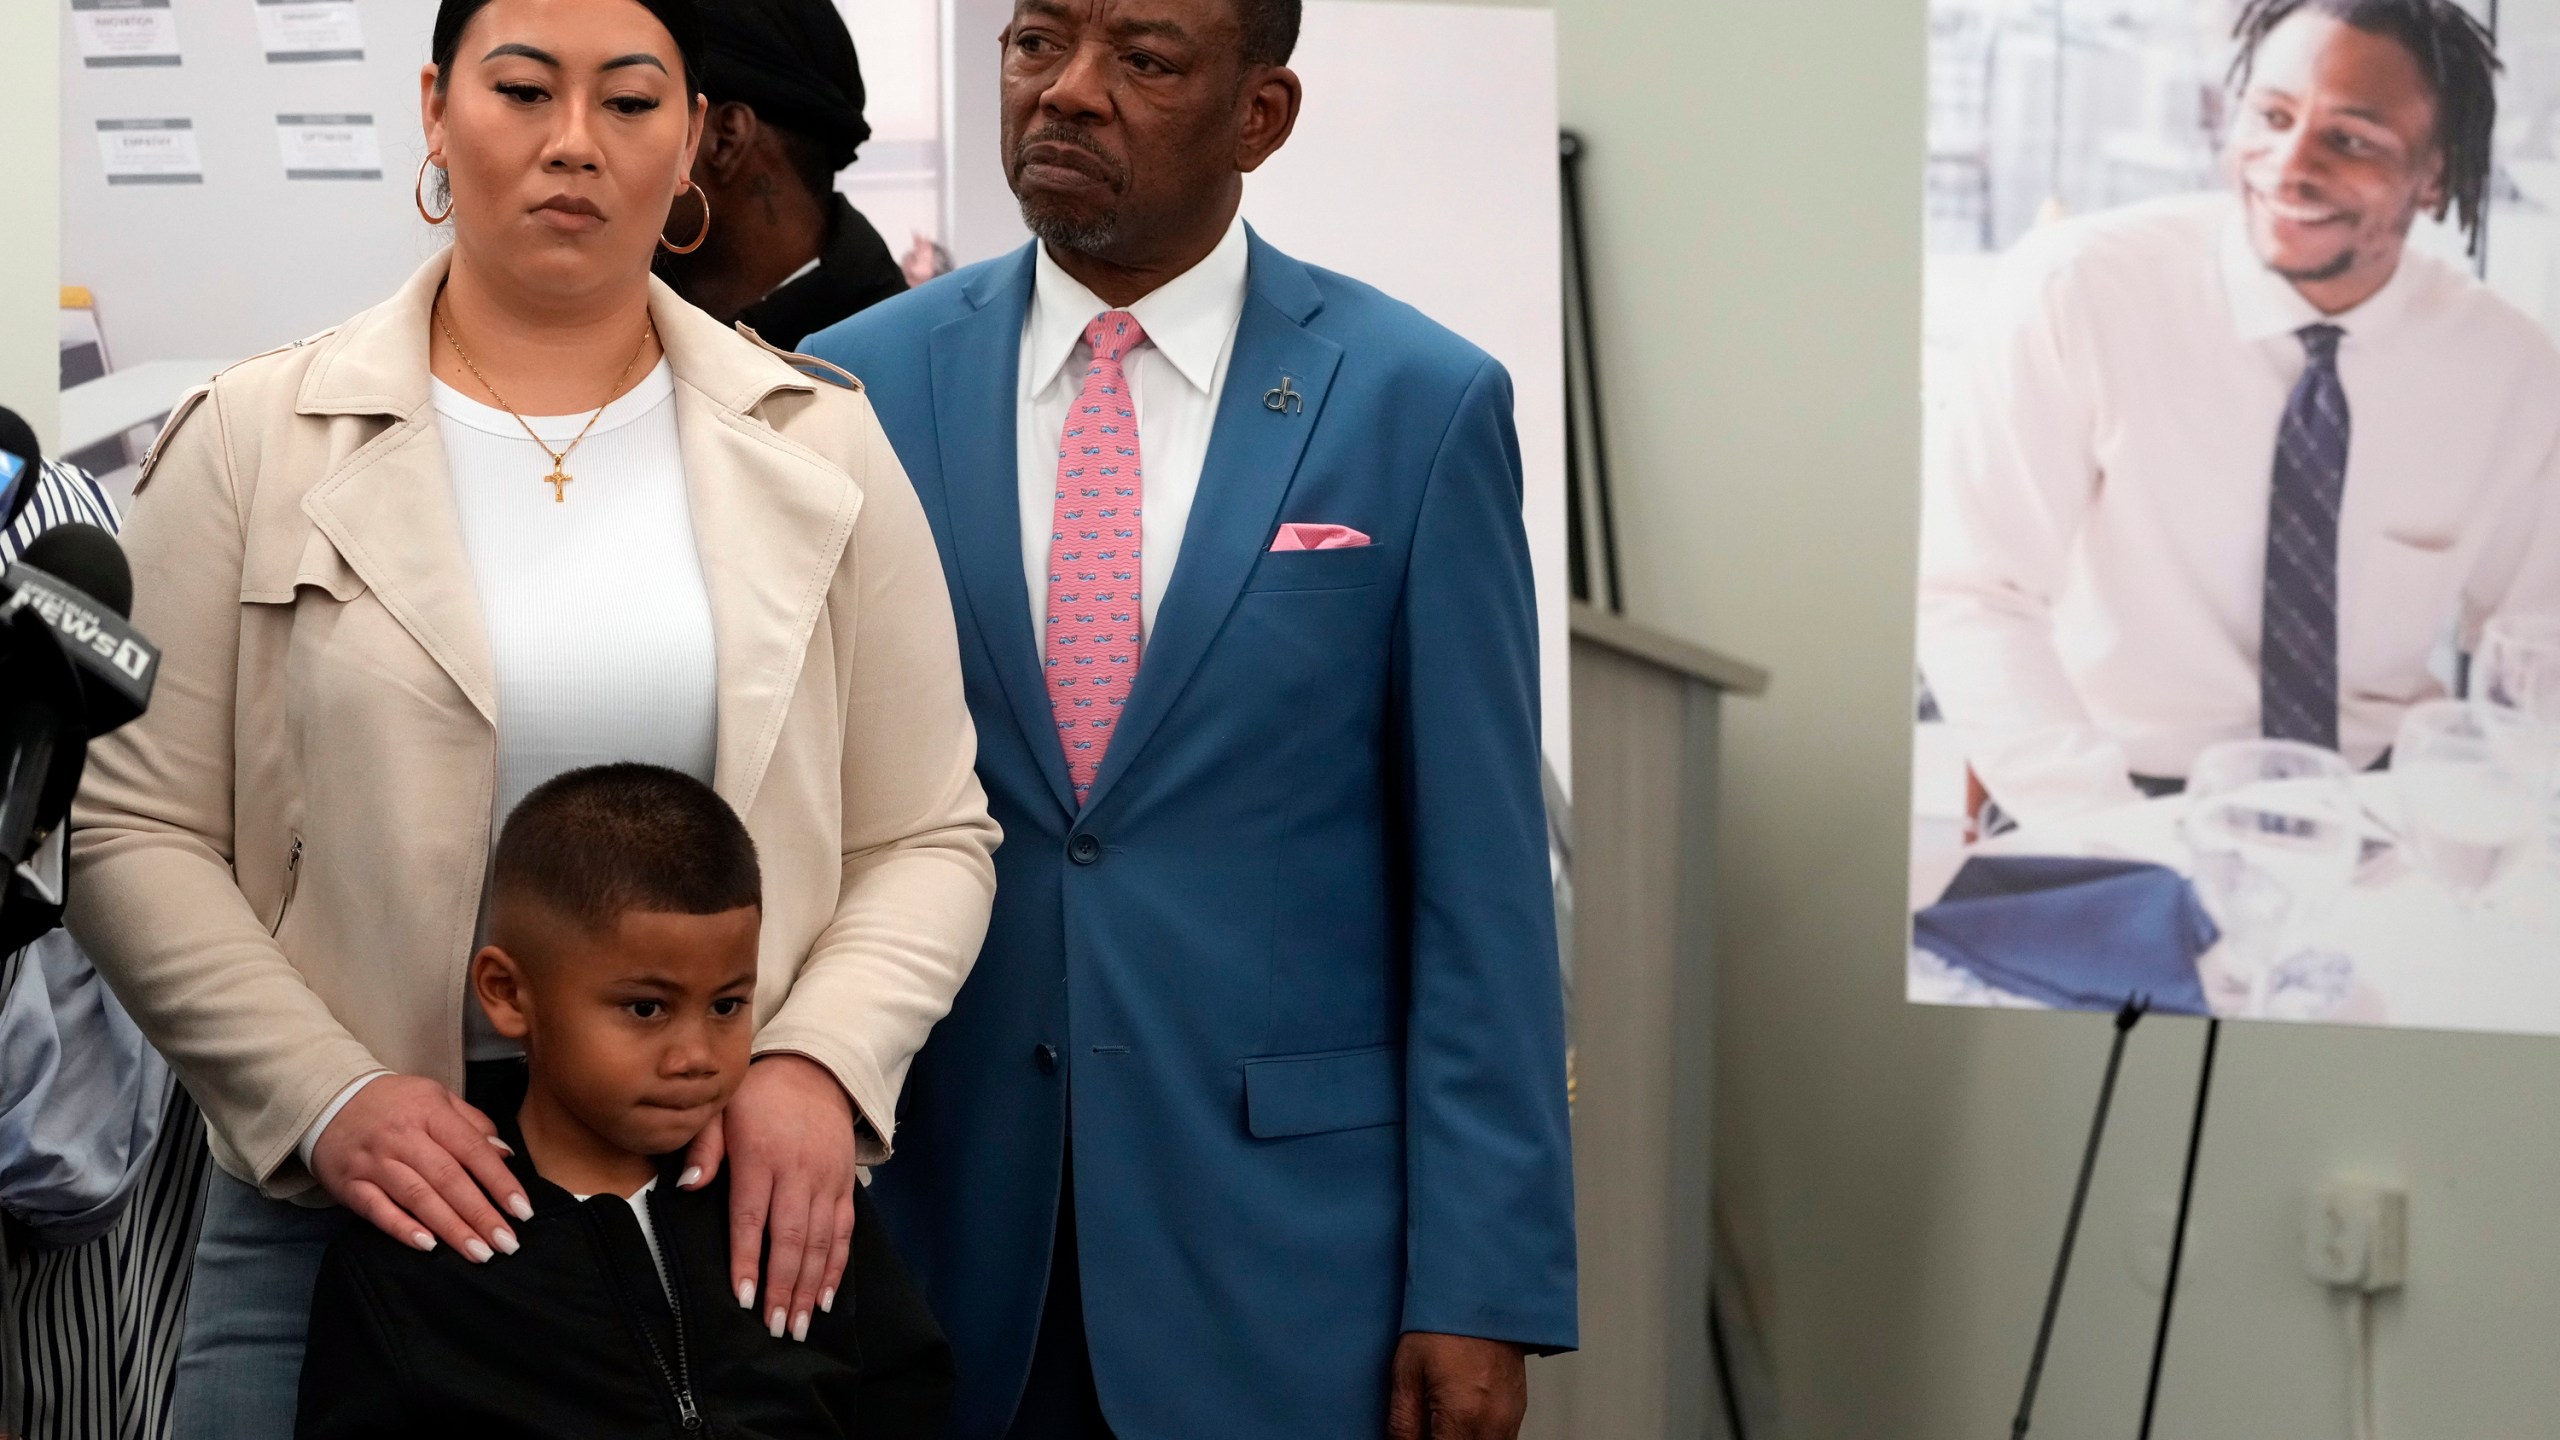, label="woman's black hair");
[430,0,705,96]
[2229,0,2502,248]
